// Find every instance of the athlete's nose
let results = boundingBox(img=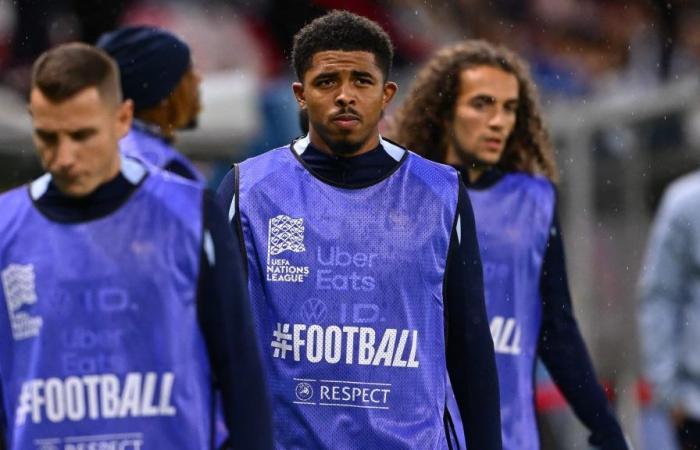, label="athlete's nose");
[335,81,356,107]
[488,108,508,131]
[52,136,78,172]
